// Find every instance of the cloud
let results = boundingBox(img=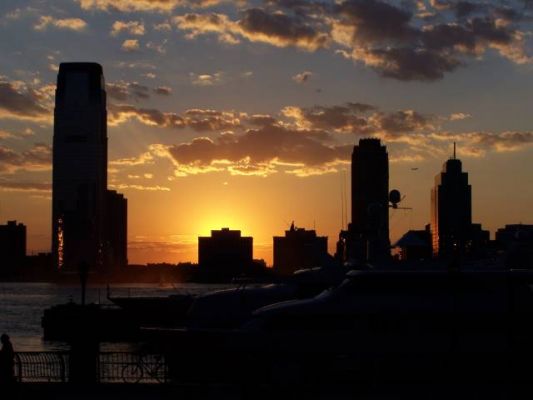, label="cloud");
[449,112,471,121]
[174,9,330,50]
[128,173,154,179]
[0,130,15,139]
[430,131,533,156]
[335,1,532,80]
[281,103,434,136]
[469,131,533,153]
[108,104,185,128]
[107,81,150,101]
[110,150,155,166]
[111,20,145,36]
[238,8,330,51]
[108,126,533,179]
[107,99,436,138]
[154,22,173,31]
[115,61,157,70]
[106,100,533,179]
[246,114,277,127]
[337,46,463,81]
[0,179,51,193]
[391,129,533,159]
[162,125,351,177]
[0,78,50,121]
[153,86,172,95]
[0,143,52,173]
[292,71,312,83]
[174,13,242,44]
[108,104,244,131]
[337,0,416,43]
[377,110,436,135]
[189,72,223,86]
[109,183,171,191]
[173,1,532,81]
[146,40,167,54]
[34,16,87,31]
[77,0,222,13]
[127,239,196,258]
[121,39,140,52]
[183,109,242,131]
